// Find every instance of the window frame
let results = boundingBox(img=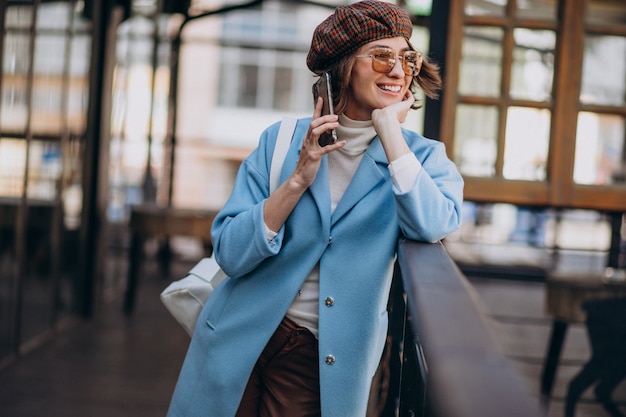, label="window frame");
[441,0,626,211]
